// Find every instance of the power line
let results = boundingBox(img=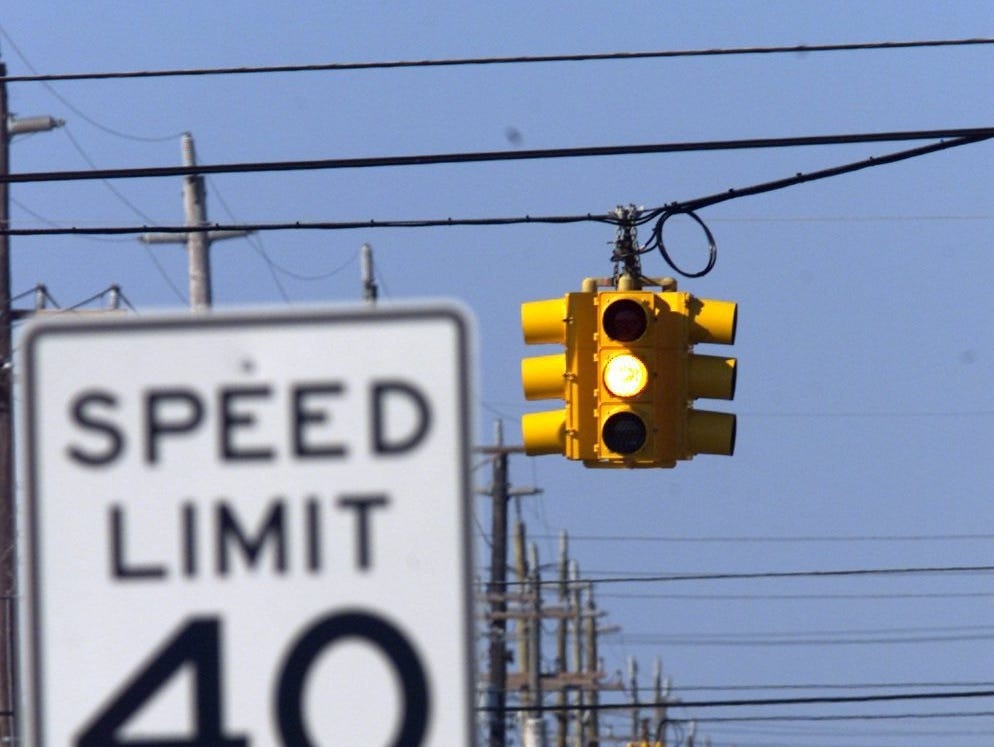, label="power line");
[2,213,602,237]
[607,622,994,643]
[710,213,994,223]
[0,24,185,142]
[637,132,992,227]
[205,174,291,303]
[697,731,991,747]
[693,715,992,740]
[4,129,989,245]
[477,688,994,714]
[684,710,994,725]
[533,532,994,543]
[498,563,994,587]
[59,125,187,302]
[747,410,994,417]
[613,631,994,648]
[598,591,992,601]
[4,38,993,82]
[660,680,994,694]
[2,127,991,186]
[618,624,994,640]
